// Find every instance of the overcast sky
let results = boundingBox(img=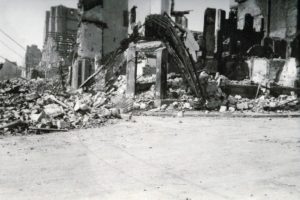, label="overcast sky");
[0,0,229,65]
